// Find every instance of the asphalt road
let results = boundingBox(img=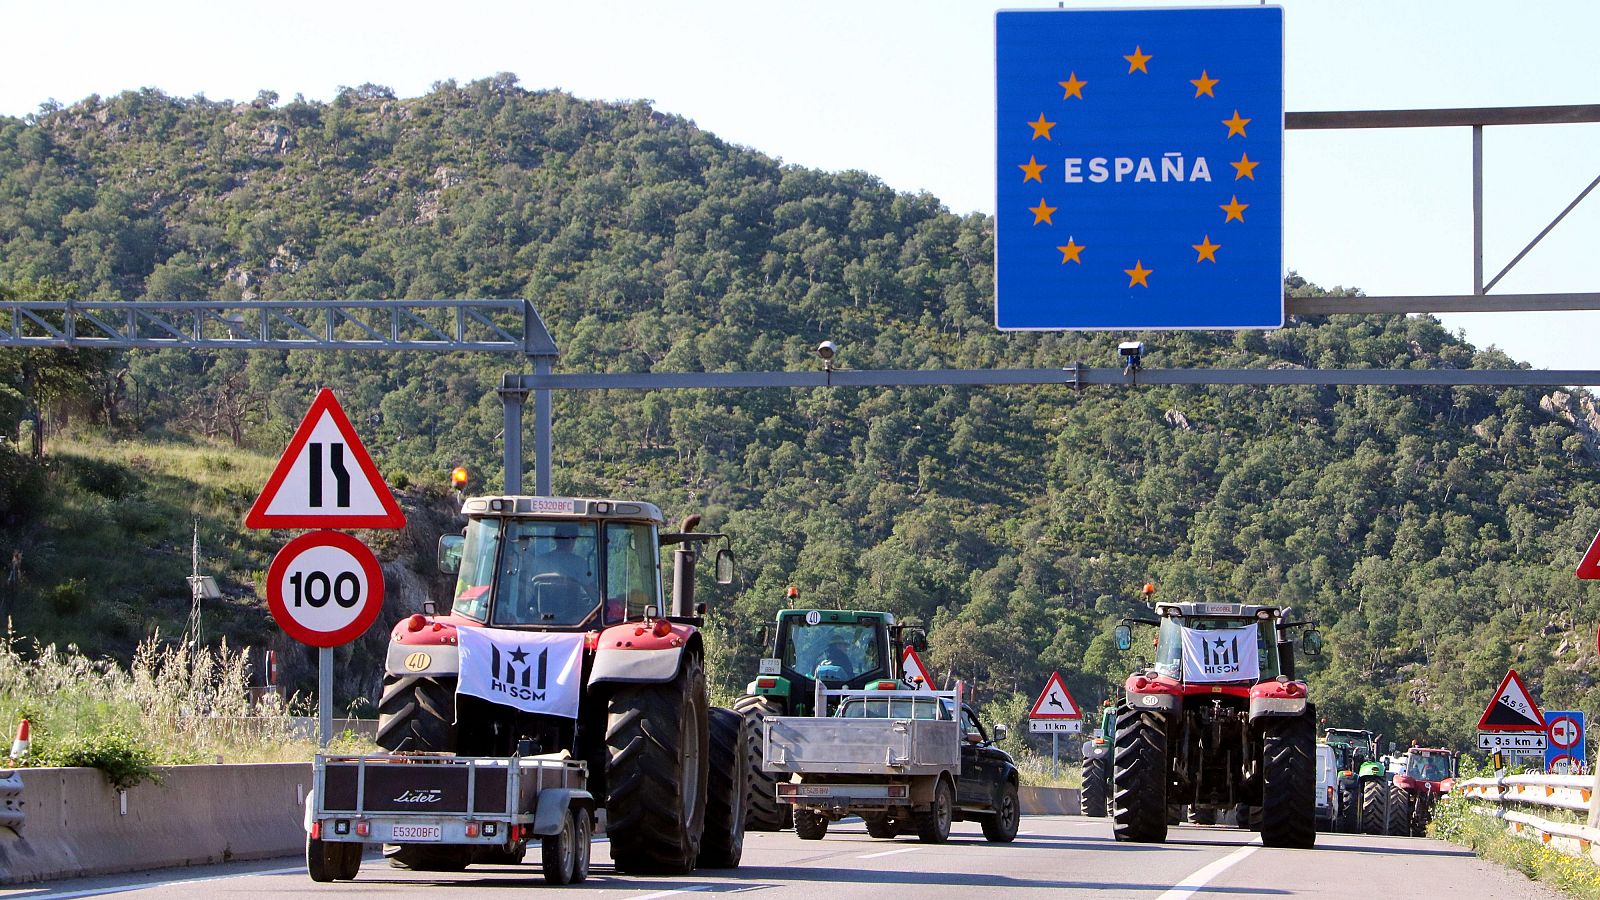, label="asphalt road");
[1,816,1562,900]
